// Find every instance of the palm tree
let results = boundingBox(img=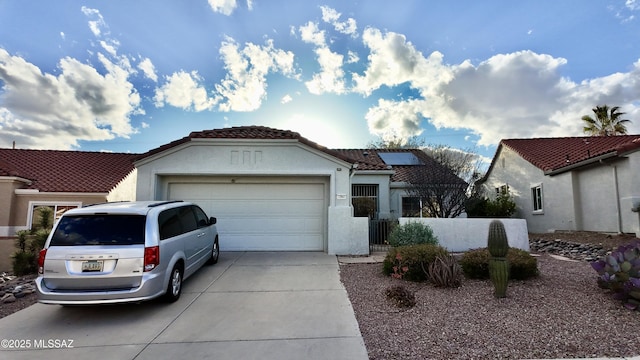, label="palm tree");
[582,105,631,136]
